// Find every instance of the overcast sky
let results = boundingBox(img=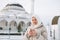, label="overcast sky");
[0,0,60,25]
